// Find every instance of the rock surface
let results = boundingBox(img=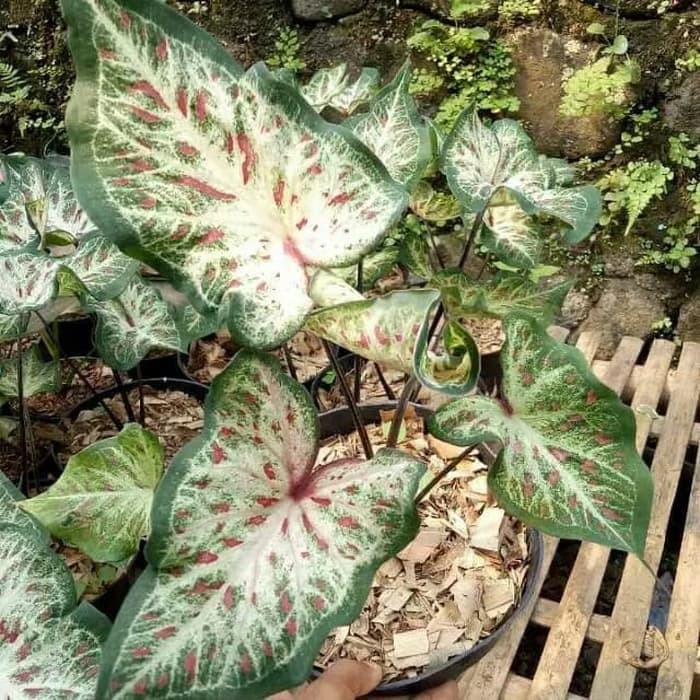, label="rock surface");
[663,72,700,140]
[507,27,631,159]
[677,287,700,342]
[577,279,666,358]
[291,0,367,20]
